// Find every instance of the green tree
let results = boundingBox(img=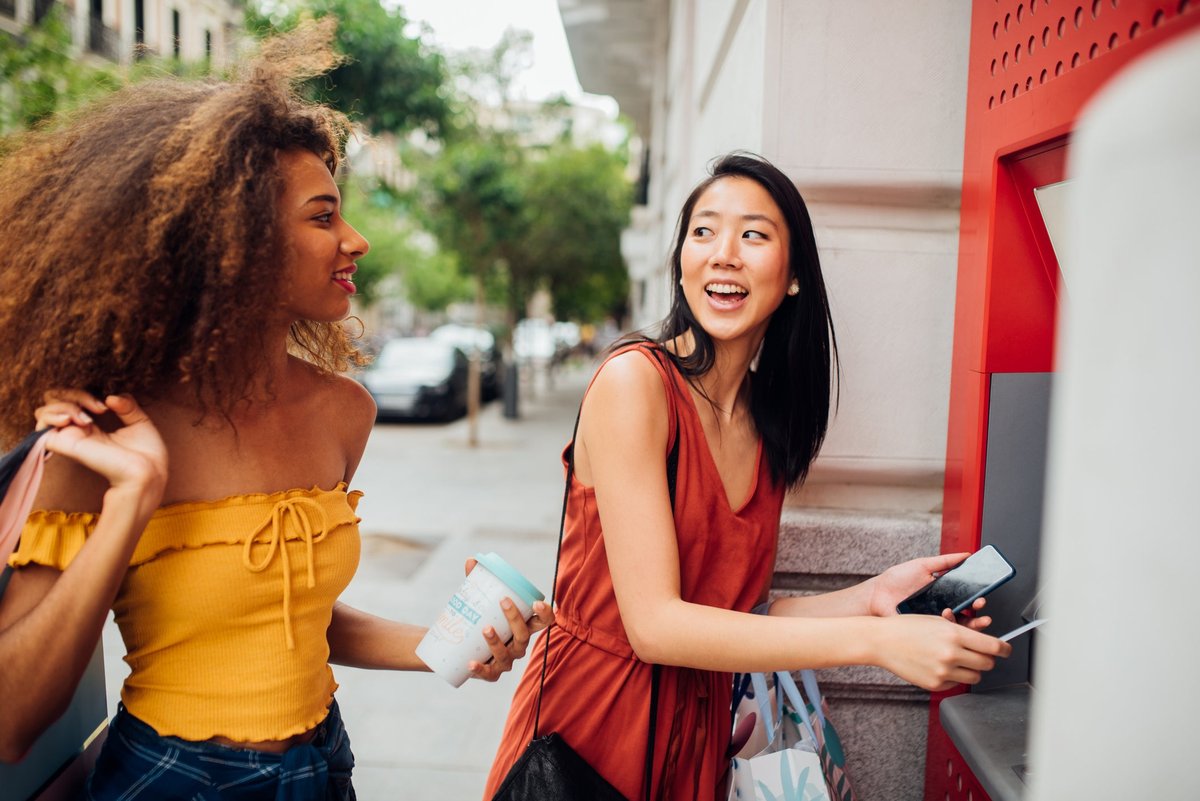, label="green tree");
[247,0,454,138]
[518,142,632,323]
[447,28,532,111]
[412,127,527,444]
[417,129,527,307]
[403,249,472,313]
[0,8,121,135]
